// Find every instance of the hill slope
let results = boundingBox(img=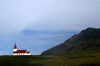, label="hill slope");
[41,28,100,55]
